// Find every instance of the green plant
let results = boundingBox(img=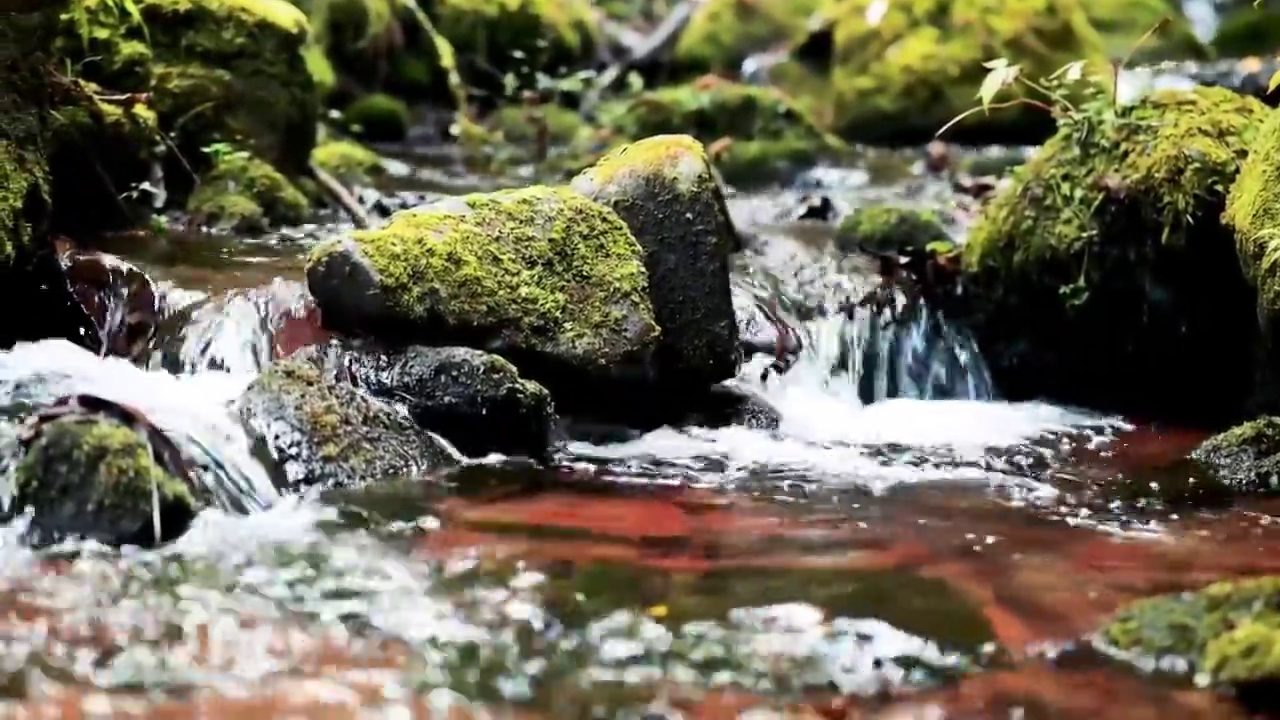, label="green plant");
[66,0,150,48]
